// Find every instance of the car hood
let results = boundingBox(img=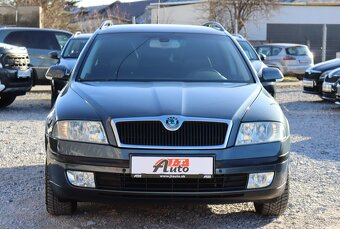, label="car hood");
[71,82,261,120]
[311,58,340,72]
